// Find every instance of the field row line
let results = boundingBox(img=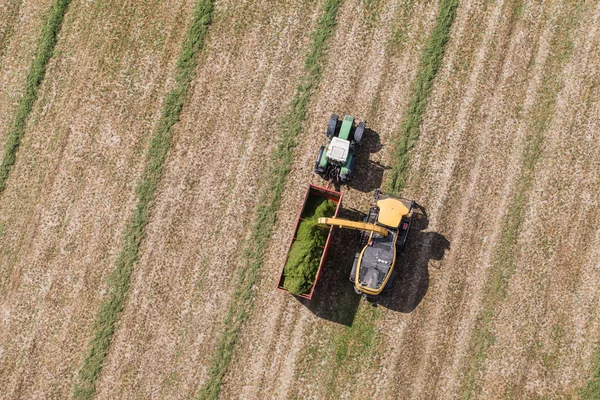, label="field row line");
[0,0,71,193]
[462,3,582,397]
[279,0,460,396]
[196,1,344,398]
[71,1,215,398]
